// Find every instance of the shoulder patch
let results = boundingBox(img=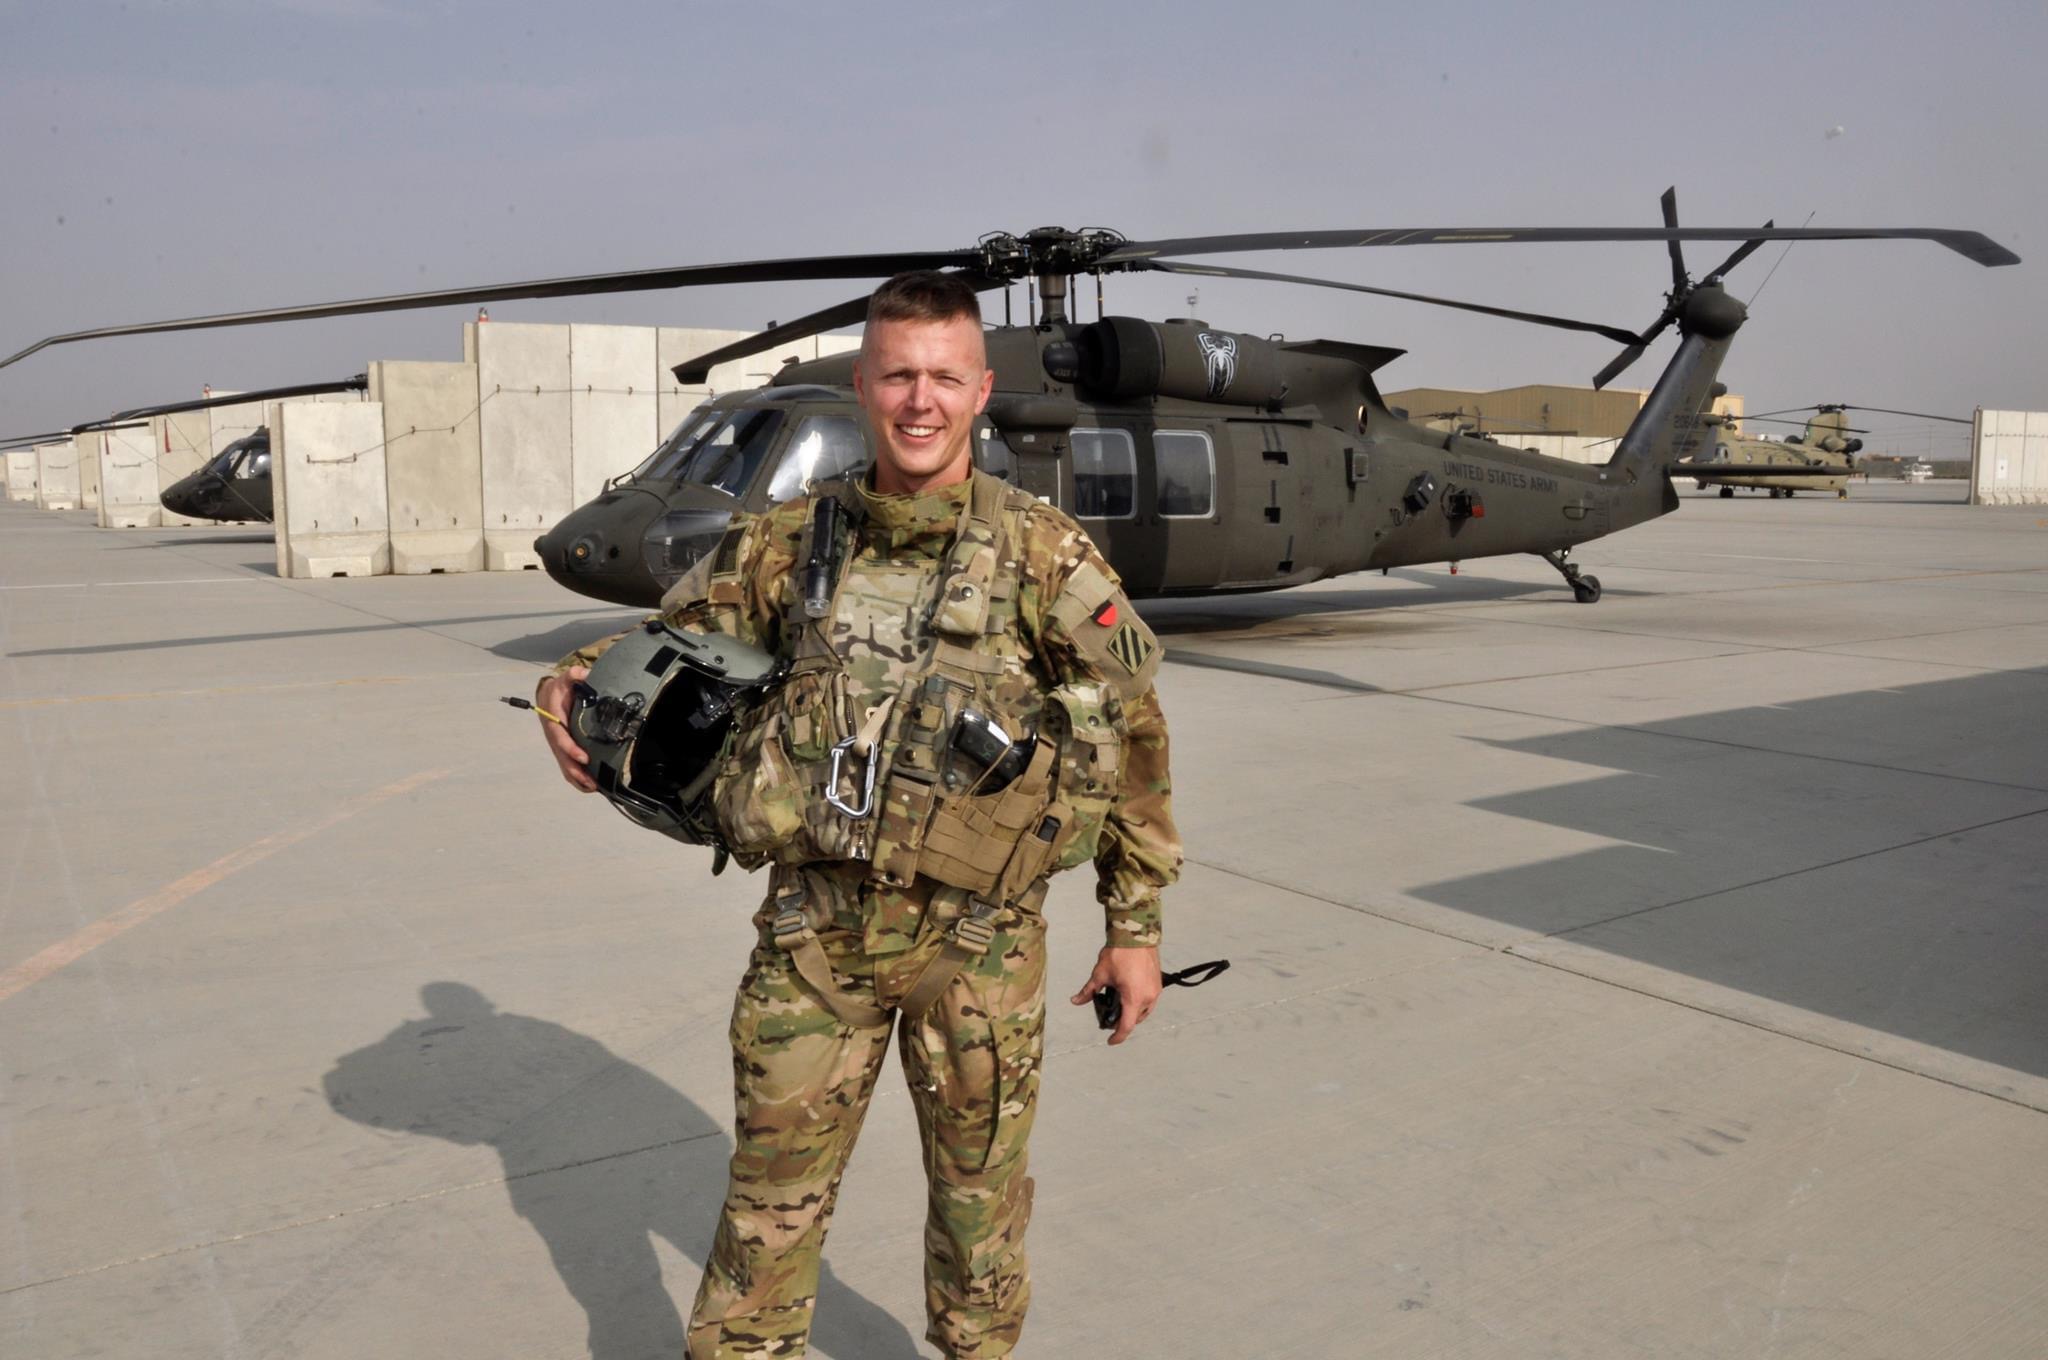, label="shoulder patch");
[1105,619,1155,676]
